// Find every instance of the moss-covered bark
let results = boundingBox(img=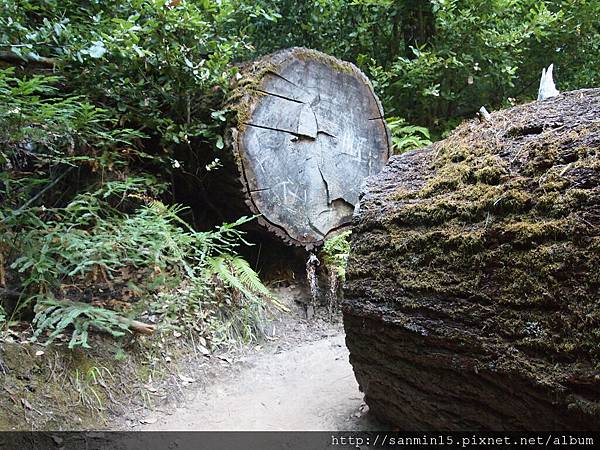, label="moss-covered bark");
[343,89,600,430]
